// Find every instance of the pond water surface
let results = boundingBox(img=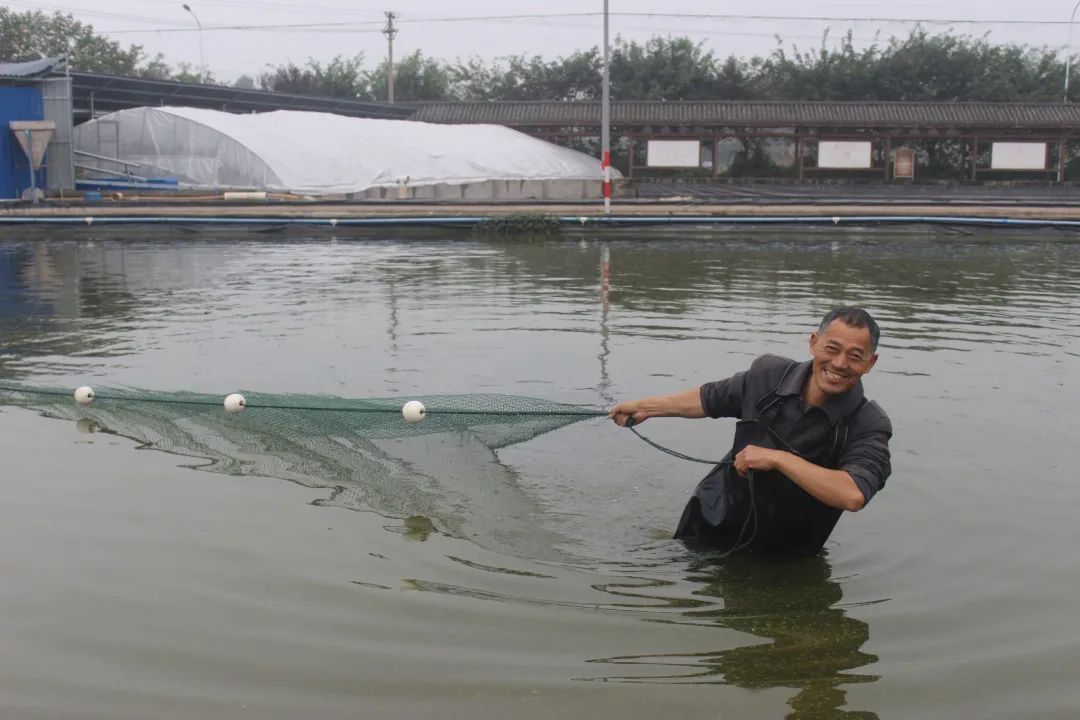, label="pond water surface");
[1,228,1079,719]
